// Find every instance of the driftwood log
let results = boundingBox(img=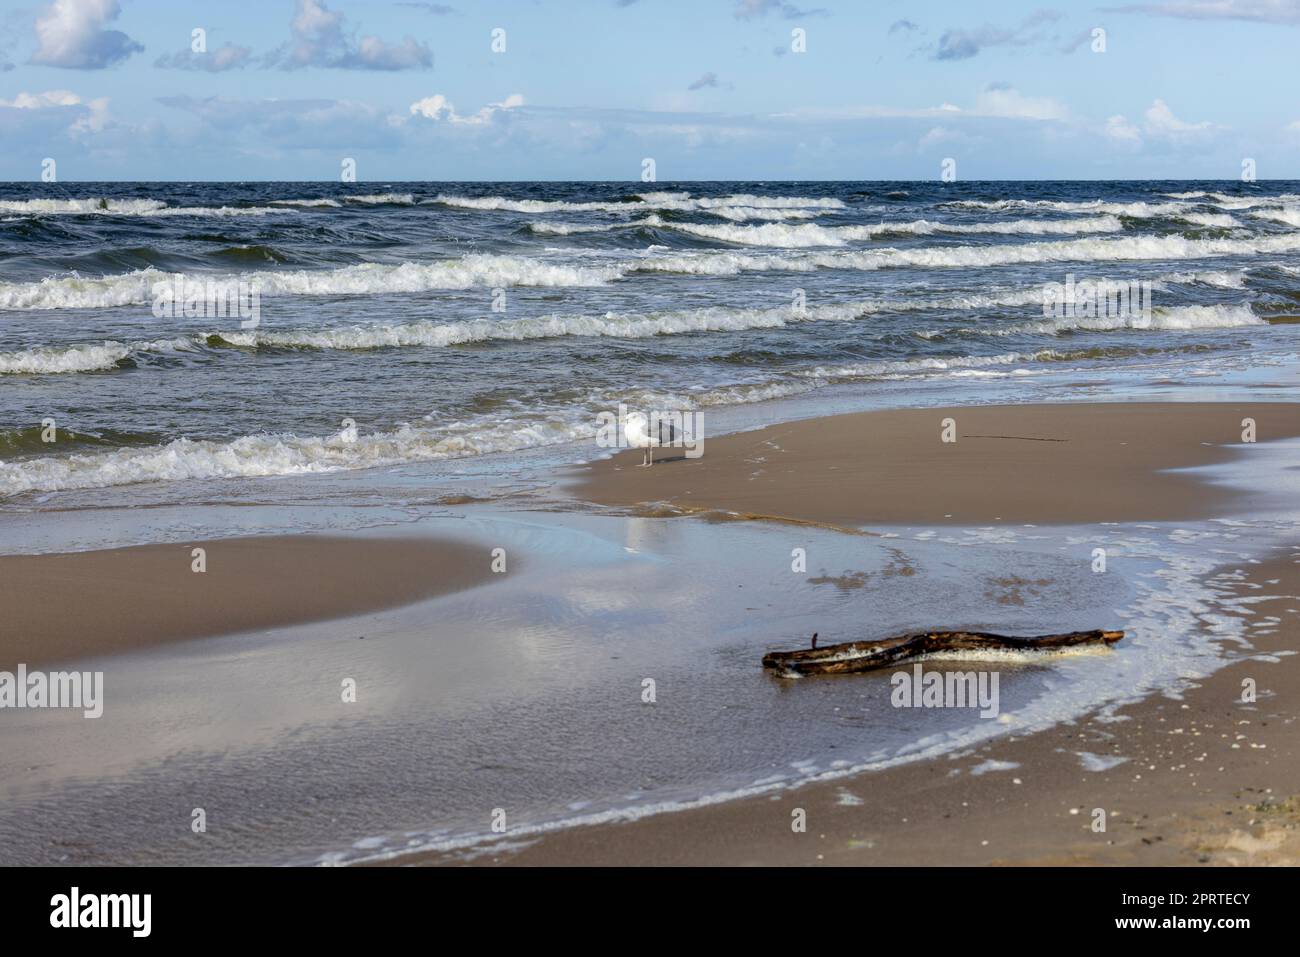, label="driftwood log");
[762,629,1124,677]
